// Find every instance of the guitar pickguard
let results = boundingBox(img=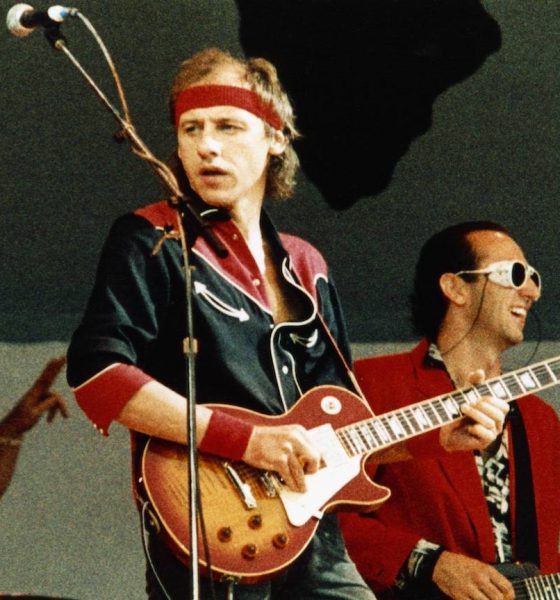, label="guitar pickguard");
[279,423,361,526]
